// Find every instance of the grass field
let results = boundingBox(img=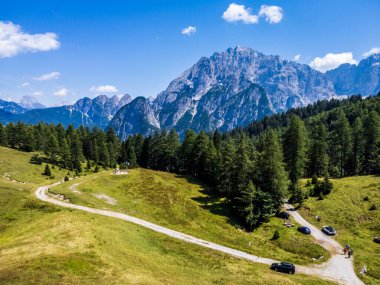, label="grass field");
[299,176,380,285]
[53,168,329,265]
[0,146,334,284]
